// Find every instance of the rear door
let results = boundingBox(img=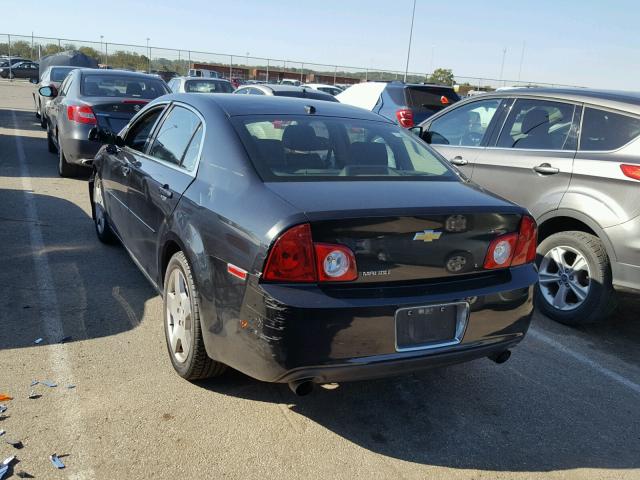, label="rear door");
[471,97,580,219]
[125,103,204,280]
[424,97,507,178]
